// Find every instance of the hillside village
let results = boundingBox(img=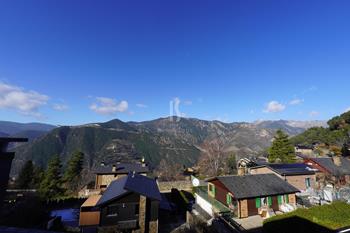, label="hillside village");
[1,111,350,233]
